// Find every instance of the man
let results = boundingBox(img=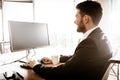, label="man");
[27,1,112,80]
